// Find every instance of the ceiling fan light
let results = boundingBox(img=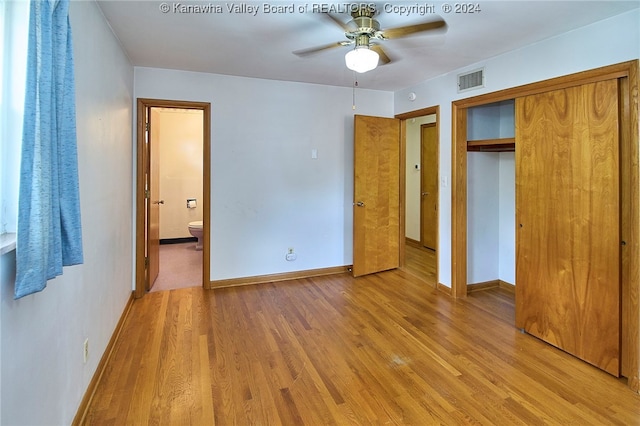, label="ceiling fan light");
[345,47,379,73]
